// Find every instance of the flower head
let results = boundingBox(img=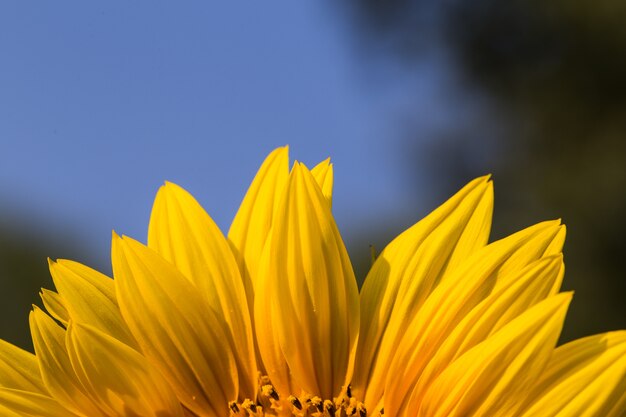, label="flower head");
[0,147,624,417]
